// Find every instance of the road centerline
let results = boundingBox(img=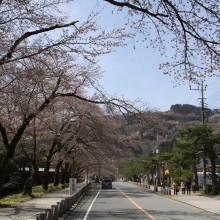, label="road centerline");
[115,185,157,220]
